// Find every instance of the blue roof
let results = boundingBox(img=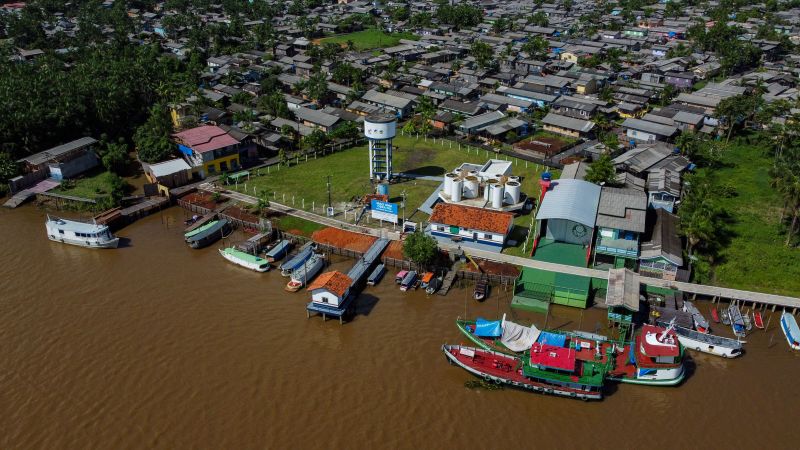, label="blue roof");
[537,331,567,347]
